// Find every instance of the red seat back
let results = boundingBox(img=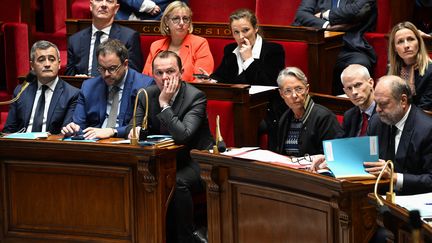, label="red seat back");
[256,0,301,25]
[189,0,255,22]
[207,100,234,147]
[3,22,29,94]
[375,0,391,33]
[274,40,309,77]
[206,38,233,68]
